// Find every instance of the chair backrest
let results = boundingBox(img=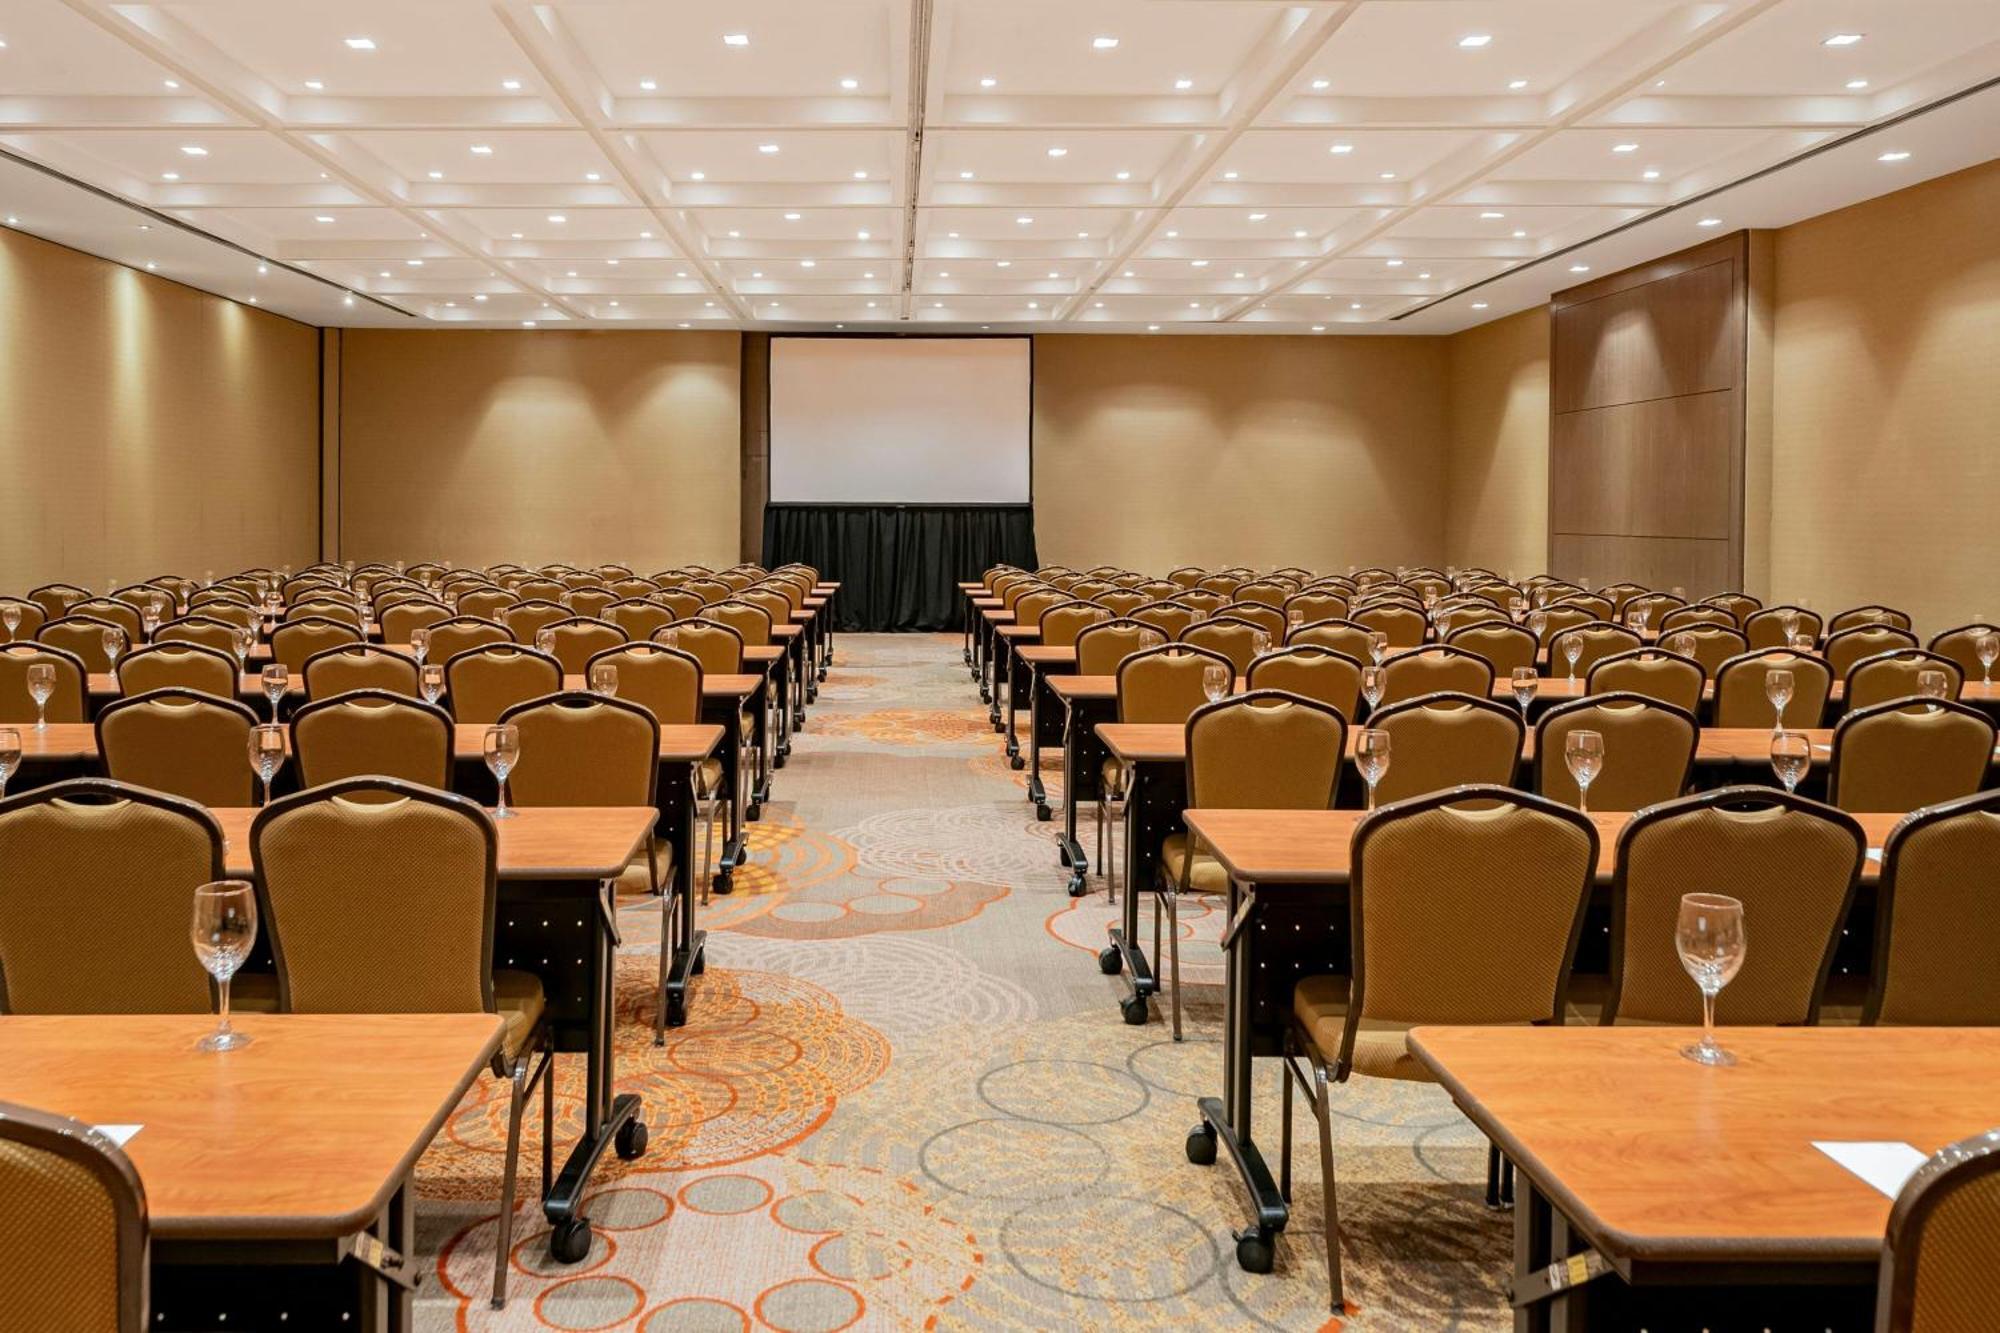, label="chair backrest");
[1605,787,1864,1025]
[0,643,89,724]
[455,587,519,619]
[1658,604,1736,633]
[0,1098,148,1332]
[499,693,660,807]
[1367,693,1525,805]
[1340,787,1597,1076]
[1878,1128,2000,1333]
[1231,581,1291,610]
[268,616,362,673]
[1586,649,1705,715]
[608,599,676,642]
[1351,603,1427,648]
[290,690,453,791]
[1744,604,1824,650]
[96,688,258,807]
[252,778,497,1015]
[1196,574,1243,597]
[286,599,363,630]
[1283,591,1349,626]
[589,644,704,726]
[1829,604,1913,635]
[1039,601,1108,650]
[1246,646,1363,719]
[658,620,743,674]
[537,617,628,675]
[379,599,453,645]
[0,597,49,643]
[425,616,512,662]
[302,644,420,700]
[71,599,143,642]
[1713,649,1833,729]
[1830,699,1997,815]
[1826,624,1921,679]
[705,600,773,649]
[1185,692,1345,812]
[1702,591,1762,626]
[157,615,247,660]
[501,599,570,645]
[1845,650,1964,710]
[0,779,223,1013]
[512,578,570,603]
[1927,623,2000,685]
[1115,645,1233,725]
[1534,693,1698,812]
[1174,588,1227,615]
[1130,601,1198,640]
[1092,589,1151,618]
[1216,602,1287,639]
[1443,622,1535,676]
[740,587,797,627]
[1179,617,1269,675]
[1012,588,1068,629]
[1165,566,1205,589]
[1380,645,1494,706]
[566,588,618,618]
[443,643,562,724]
[1548,622,1642,680]
[116,642,238,699]
[1075,620,1167,675]
[1866,790,2000,1027]
[1287,617,1375,662]
[36,615,125,672]
[26,583,92,620]
[1656,624,1748,680]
